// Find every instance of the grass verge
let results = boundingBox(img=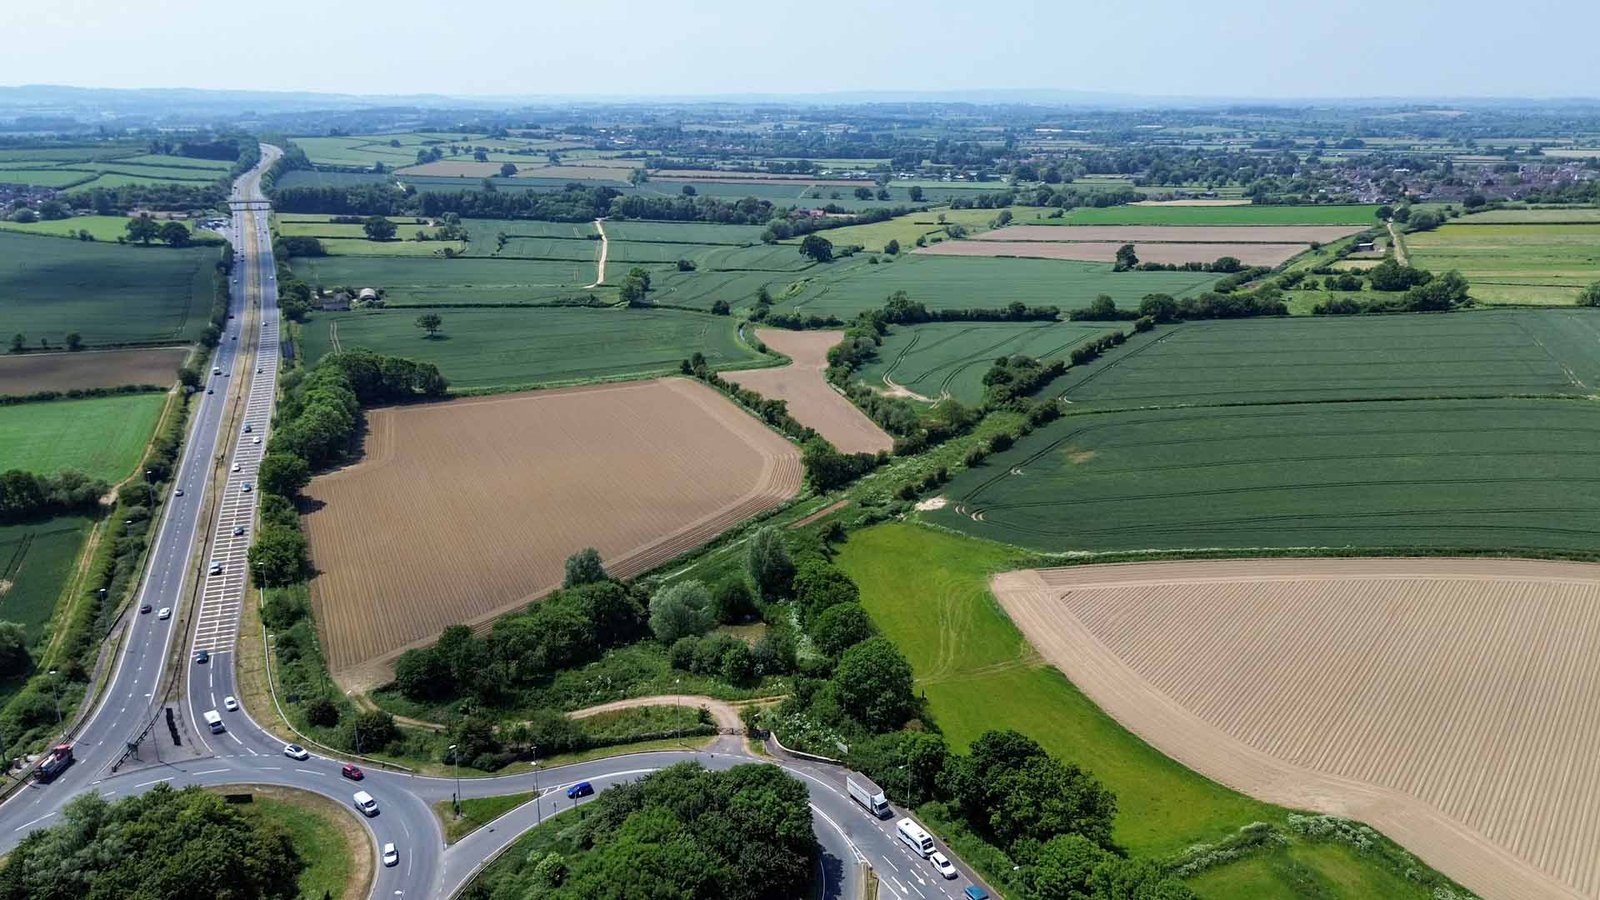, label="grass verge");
[433,791,538,844]
[216,784,369,900]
